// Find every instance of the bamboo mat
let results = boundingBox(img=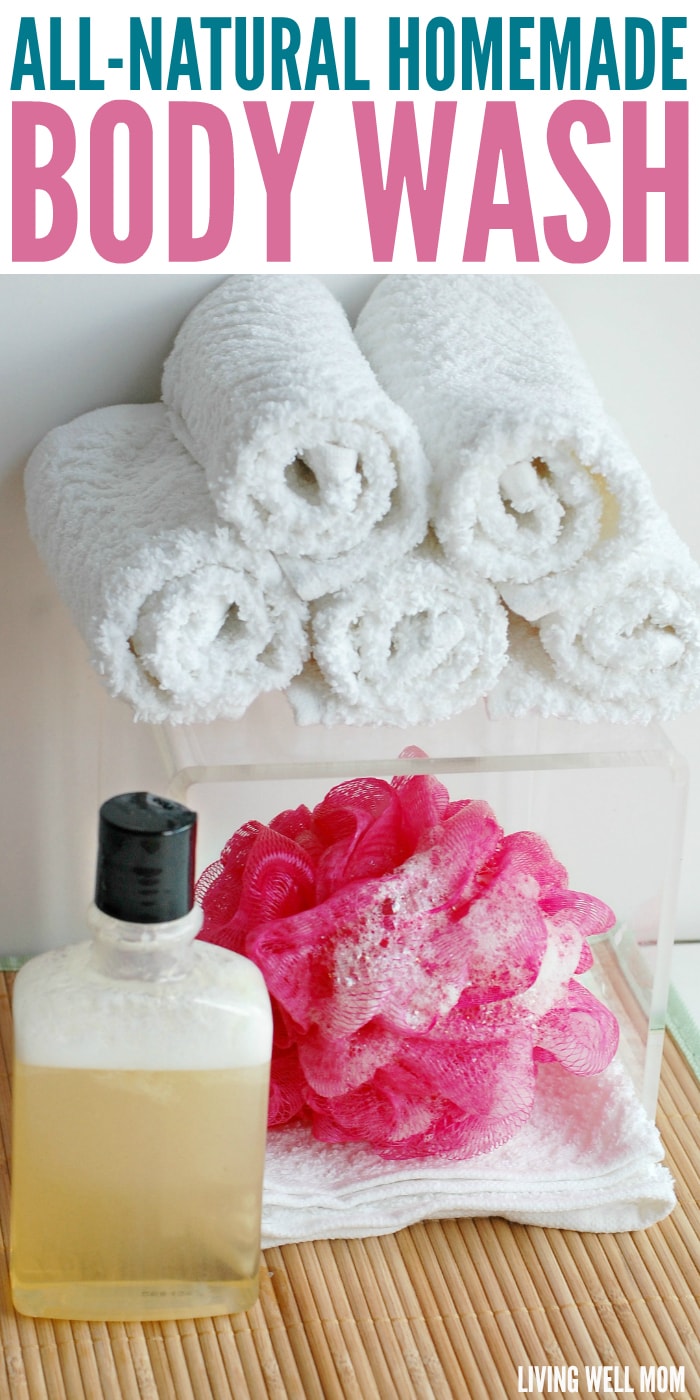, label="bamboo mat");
[0,972,698,1400]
